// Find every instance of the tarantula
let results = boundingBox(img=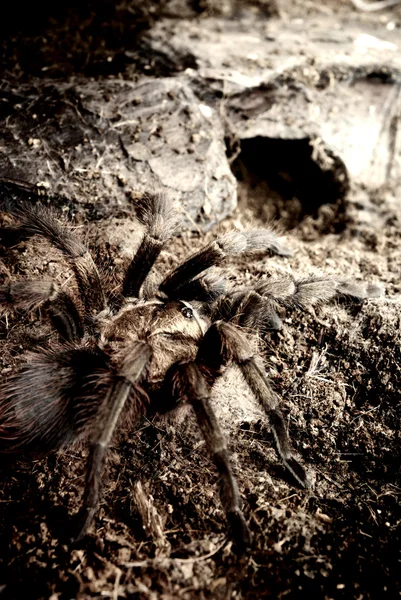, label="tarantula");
[0,190,379,552]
